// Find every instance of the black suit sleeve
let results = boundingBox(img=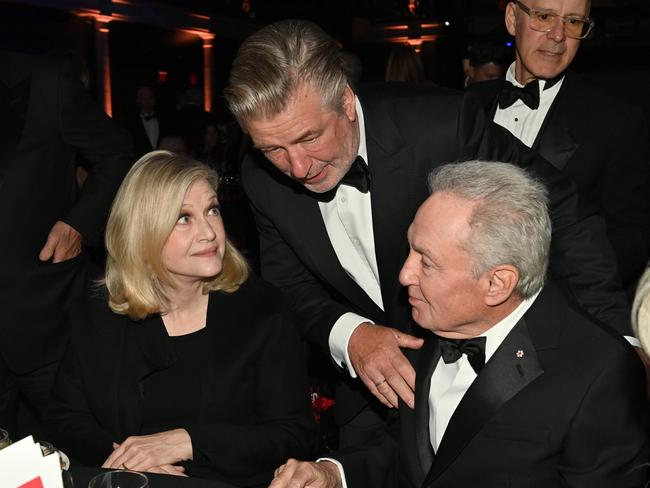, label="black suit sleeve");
[52,59,135,246]
[560,346,648,487]
[242,155,354,351]
[458,93,632,335]
[334,410,400,488]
